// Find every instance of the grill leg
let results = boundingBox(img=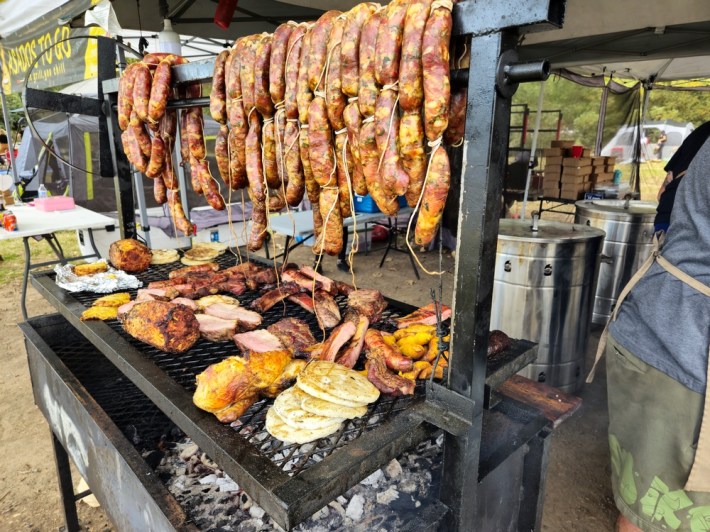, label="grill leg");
[518,428,552,531]
[50,430,80,532]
